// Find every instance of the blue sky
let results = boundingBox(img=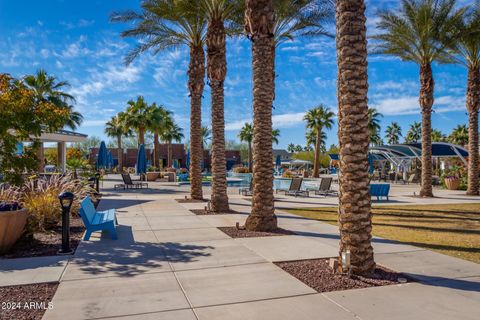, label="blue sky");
[0,0,473,149]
